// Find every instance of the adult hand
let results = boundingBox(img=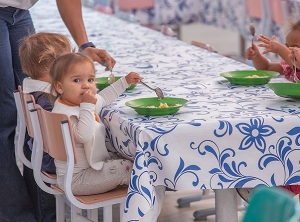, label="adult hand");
[81,47,116,71]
